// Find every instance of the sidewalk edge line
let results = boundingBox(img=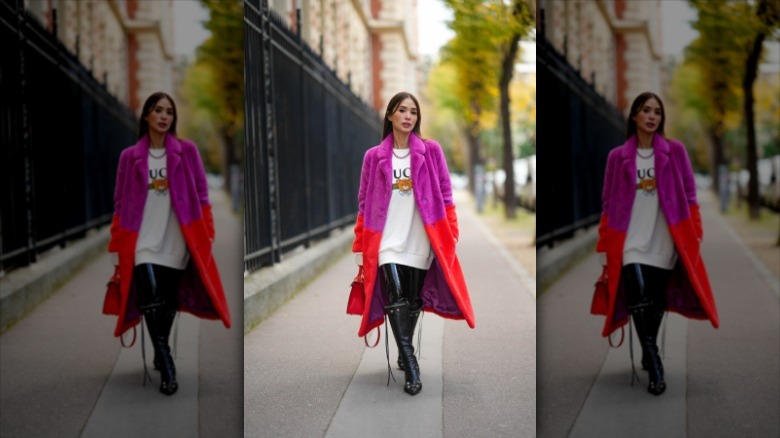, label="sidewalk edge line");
[468,208,536,298]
